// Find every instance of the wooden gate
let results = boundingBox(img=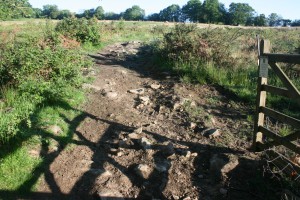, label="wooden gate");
[253,39,300,154]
